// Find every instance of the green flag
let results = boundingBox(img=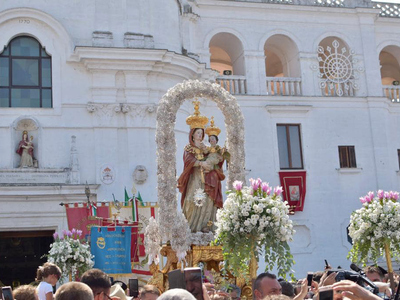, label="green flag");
[124,187,130,206]
[137,191,144,206]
